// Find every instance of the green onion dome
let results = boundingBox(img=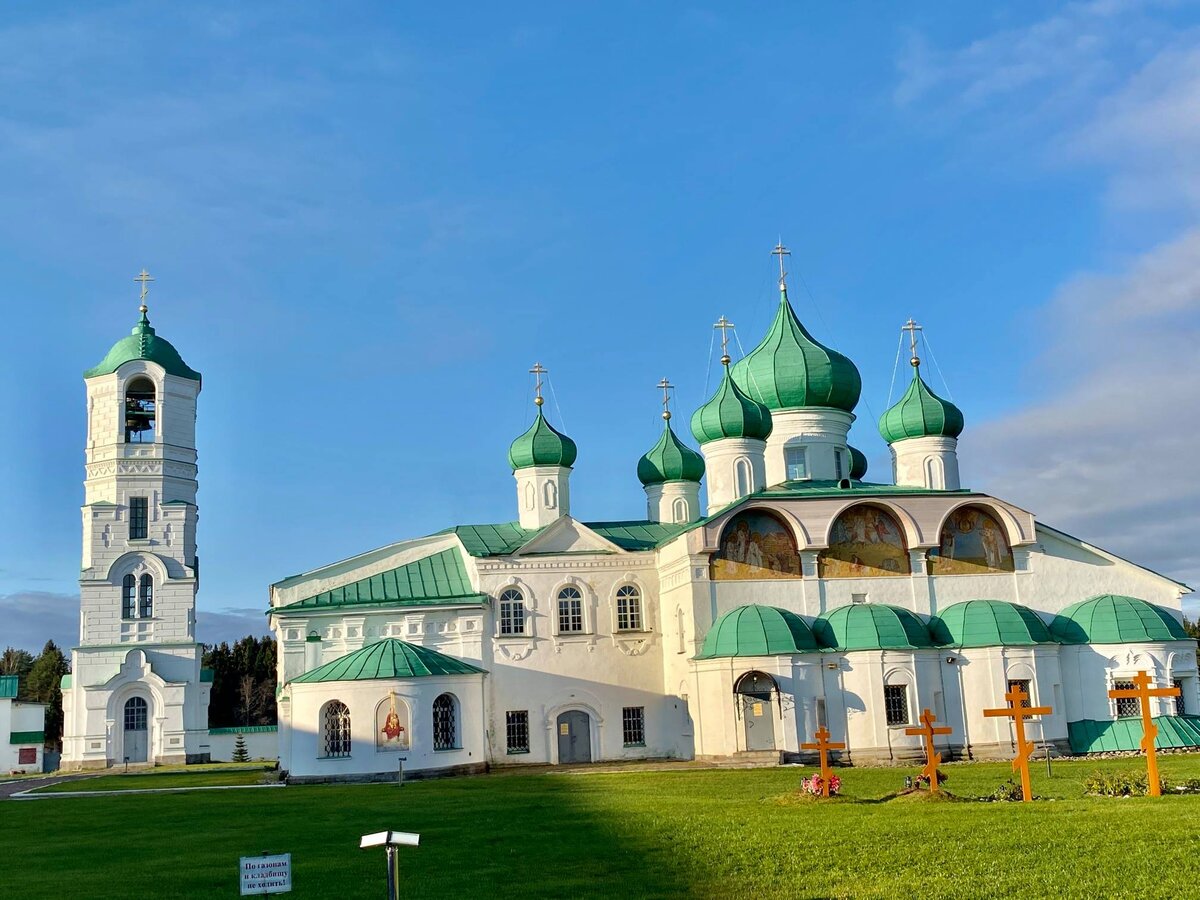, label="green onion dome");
[930,600,1054,649]
[814,603,935,651]
[694,605,819,659]
[1049,595,1189,645]
[507,408,578,470]
[730,285,862,413]
[690,366,773,445]
[637,420,705,485]
[848,445,868,480]
[84,309,201,381]
[878,362,963,444]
